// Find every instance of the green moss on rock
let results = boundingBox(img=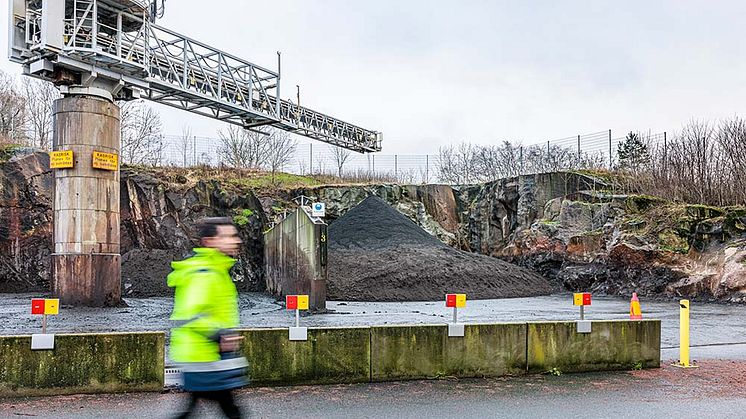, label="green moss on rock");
[626,195,666,213]
[658,230,689,254]
[233,208,255,226]
[685,204,725,219]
